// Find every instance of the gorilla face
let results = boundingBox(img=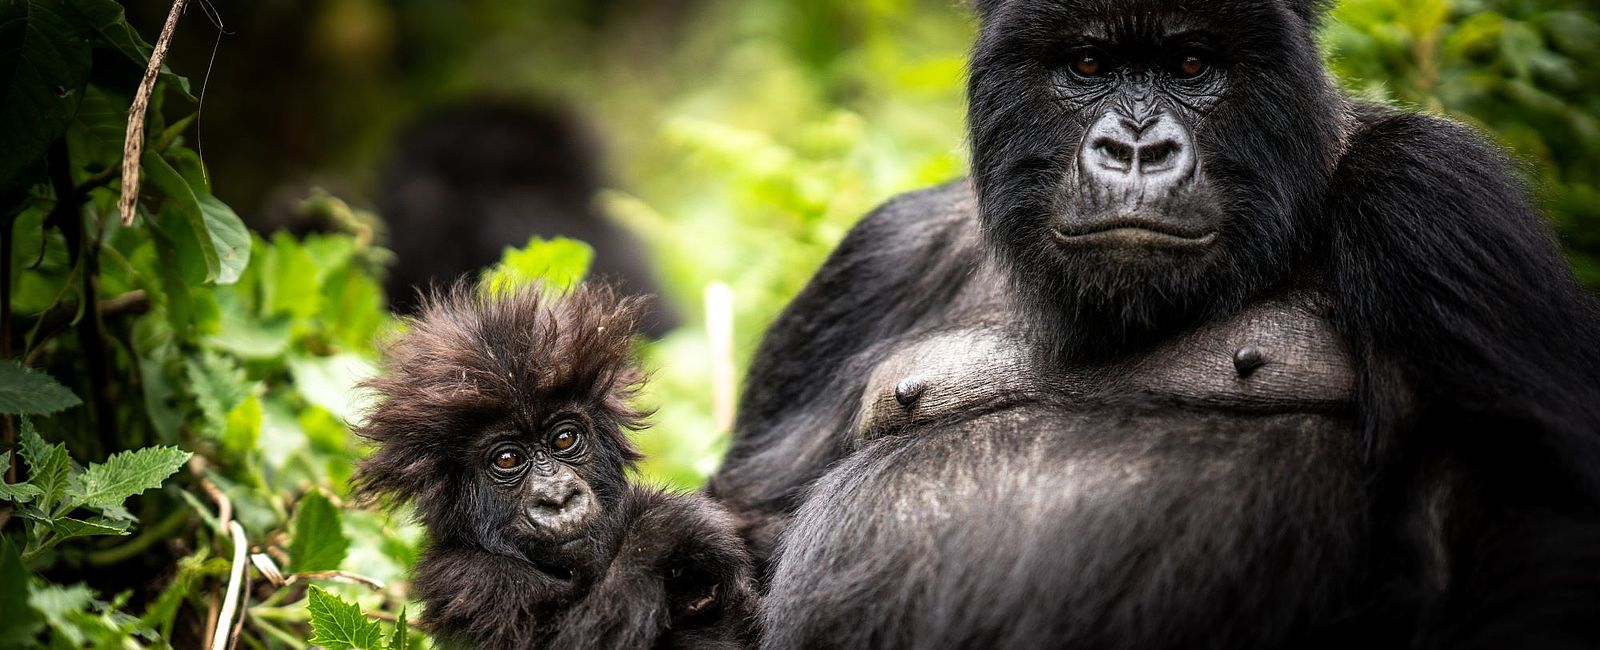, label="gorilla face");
[969,0,1346,356]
